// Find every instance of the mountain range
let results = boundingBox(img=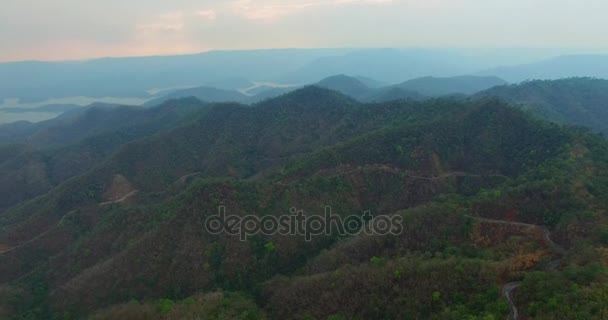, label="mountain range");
[2,48,607,105]
[143,74,507,107]
[479,54,608,82]
[0,83,607,319]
